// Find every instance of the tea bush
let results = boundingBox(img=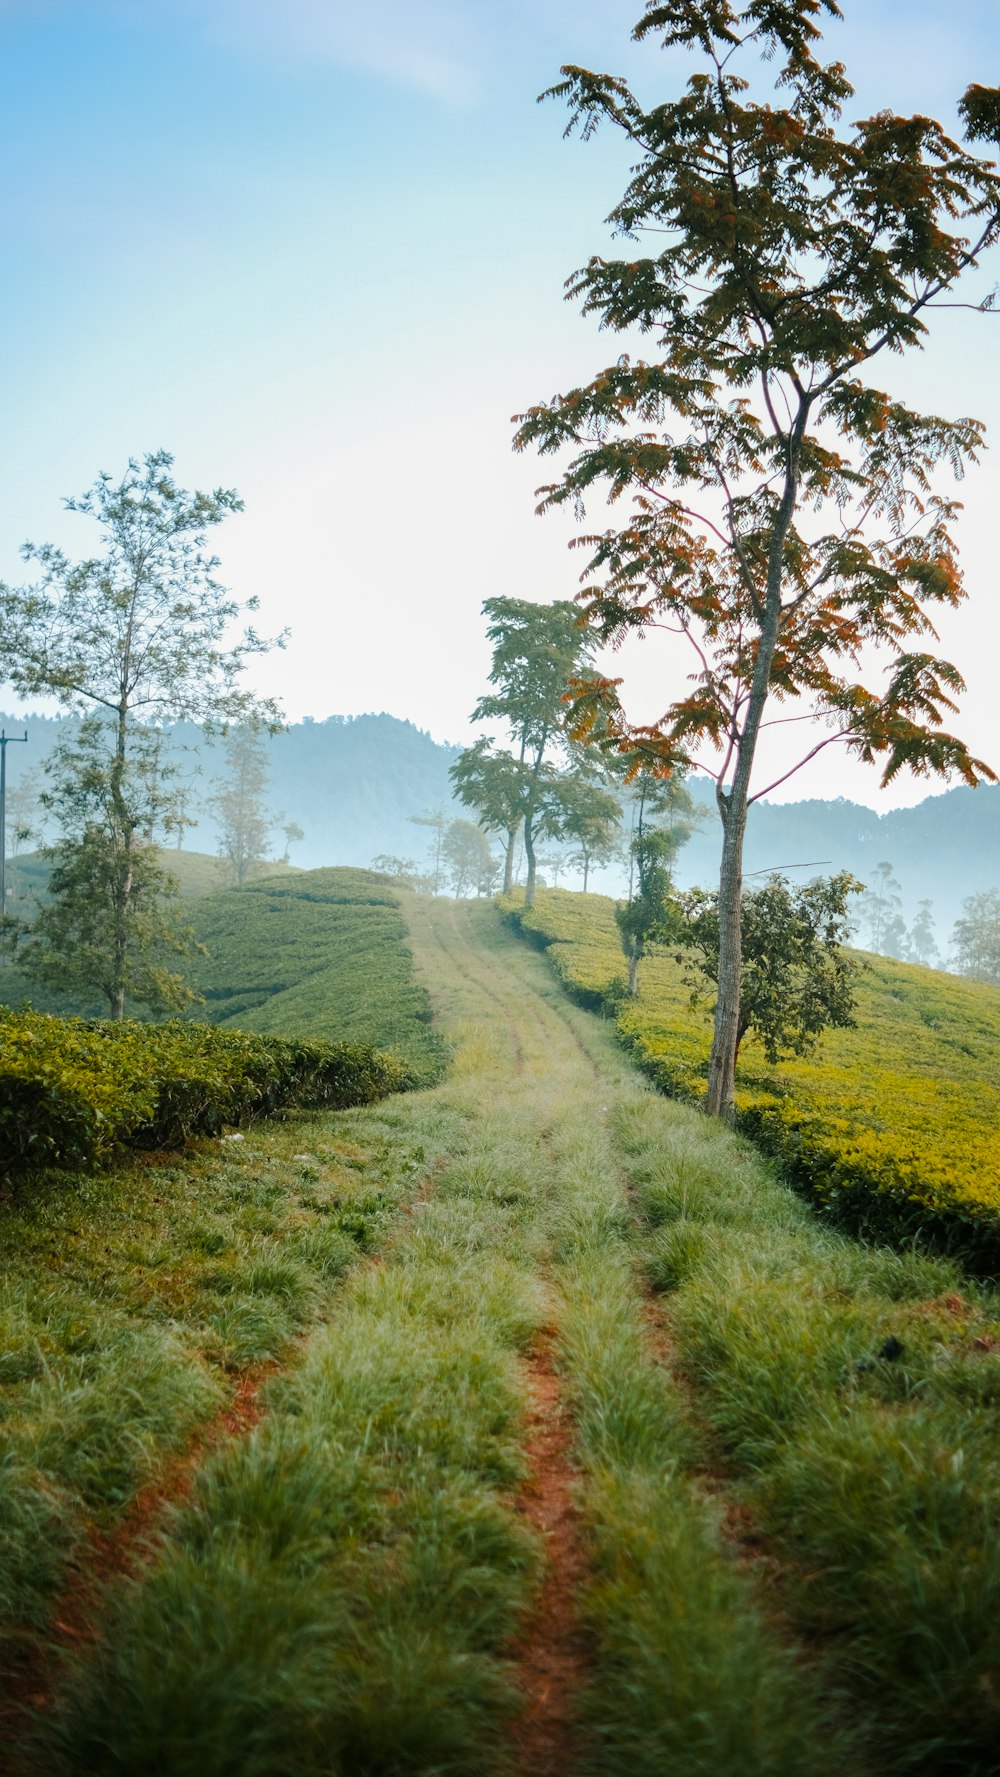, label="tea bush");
[0,1009,410,1178]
